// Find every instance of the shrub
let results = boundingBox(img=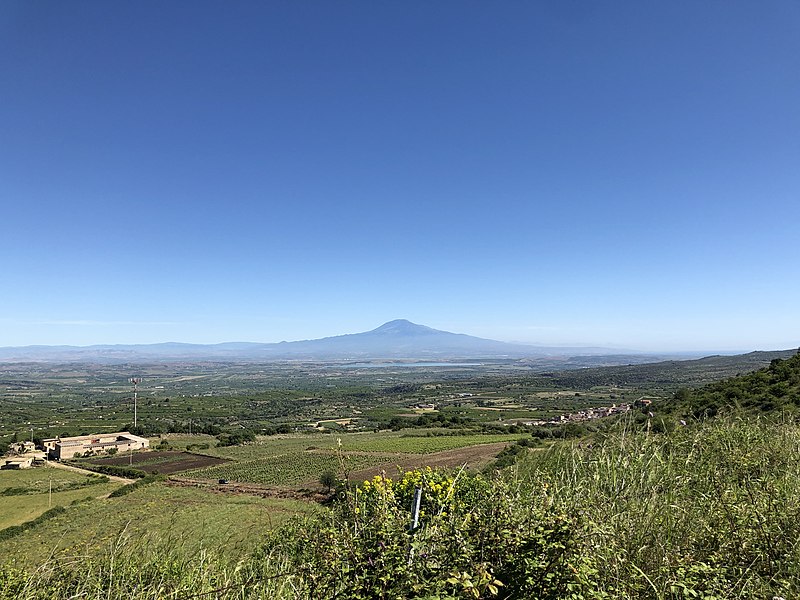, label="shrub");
[269,467,595,599]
